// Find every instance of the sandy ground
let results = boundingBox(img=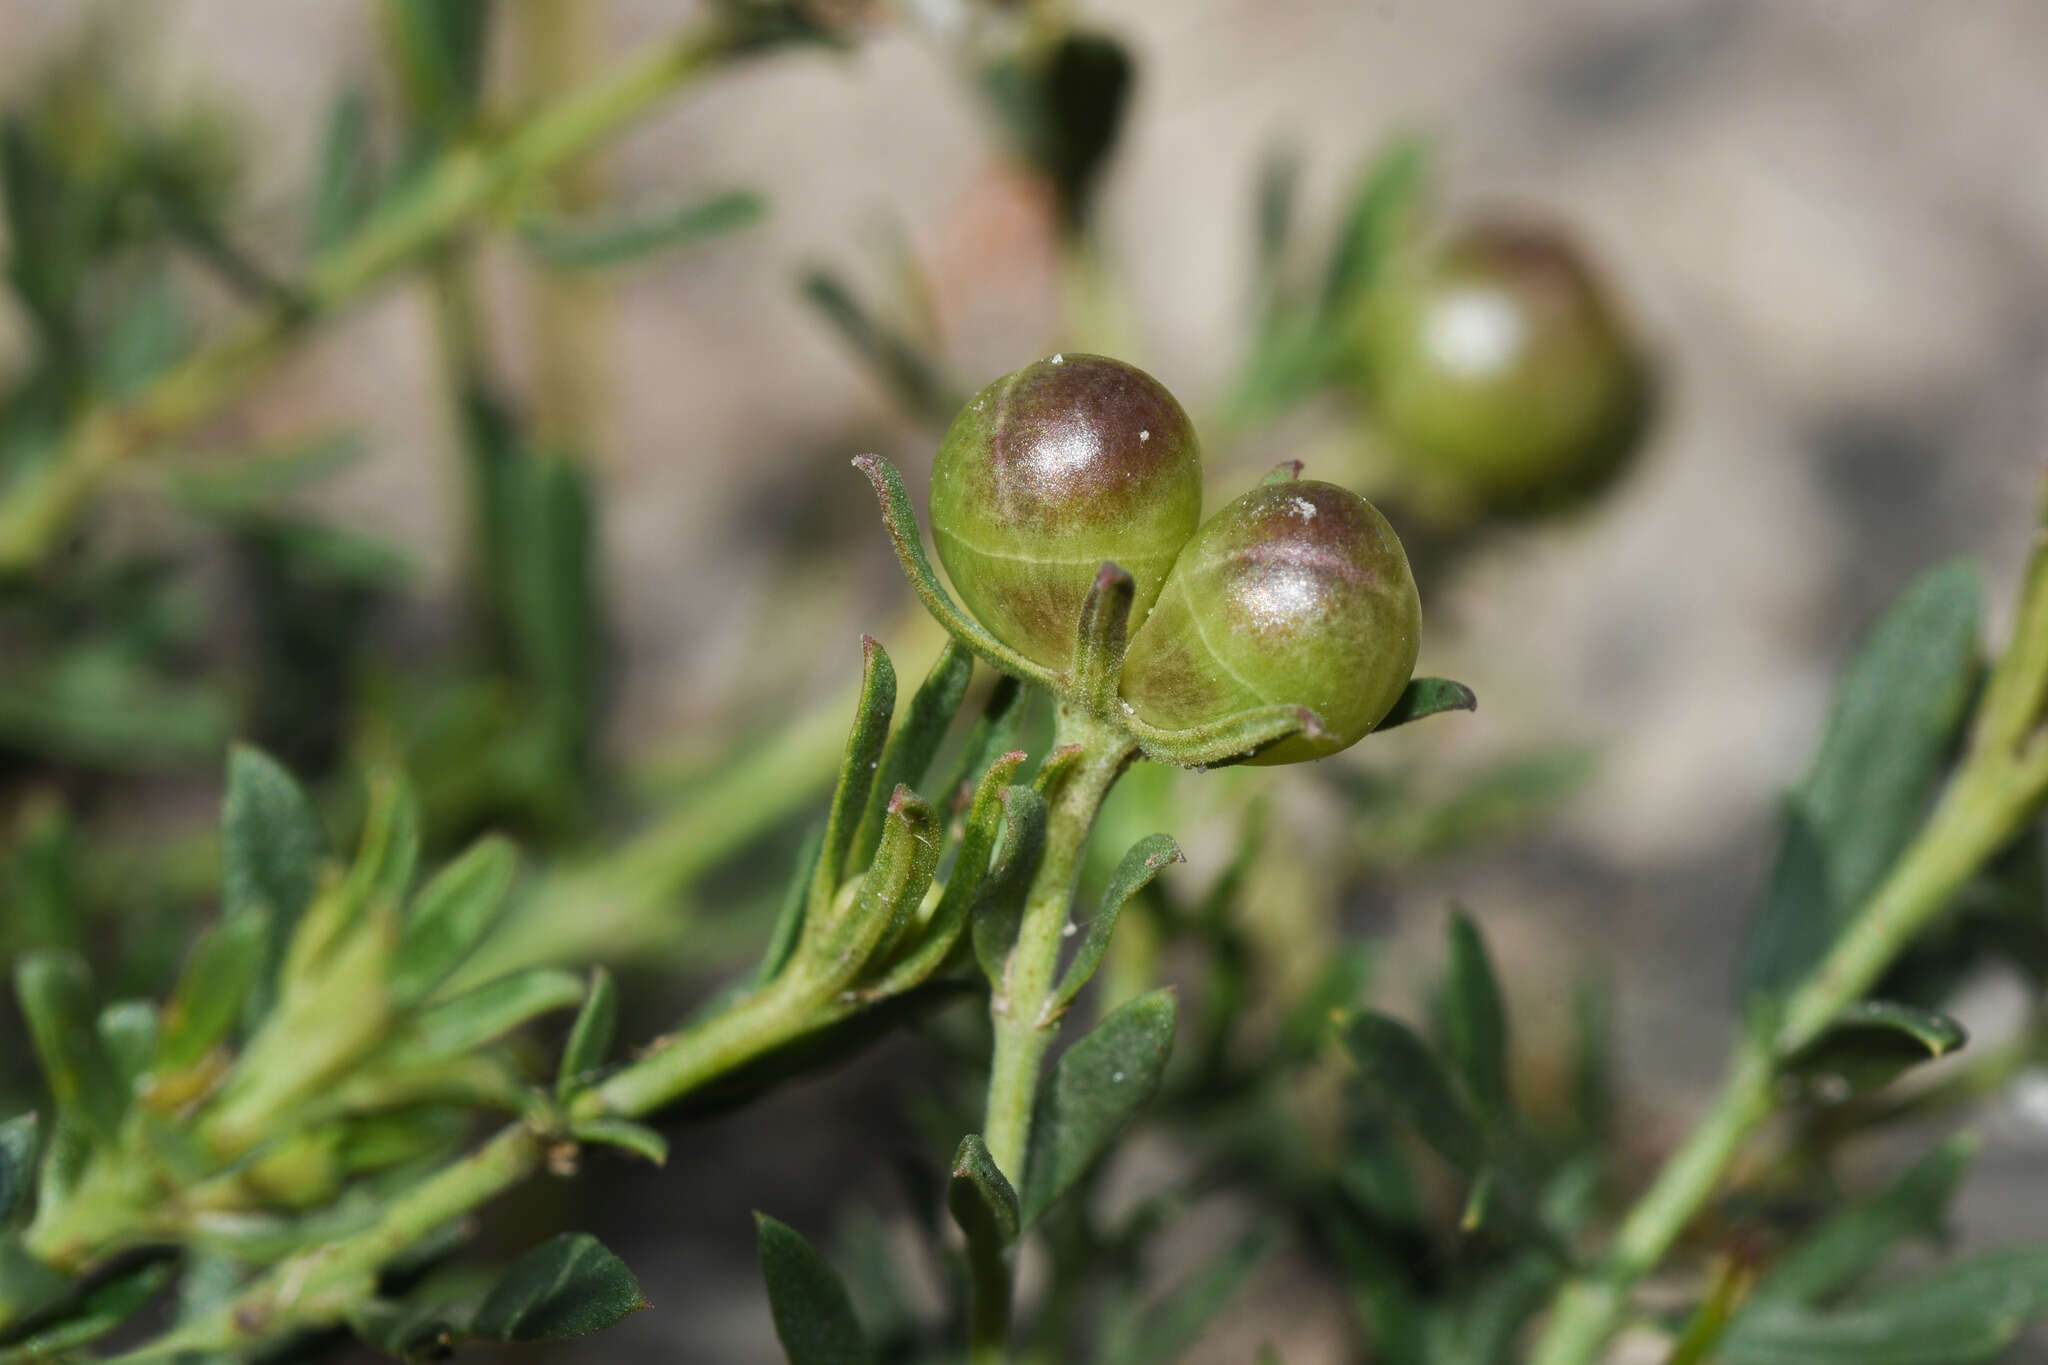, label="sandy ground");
[4,1,2048,1359]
